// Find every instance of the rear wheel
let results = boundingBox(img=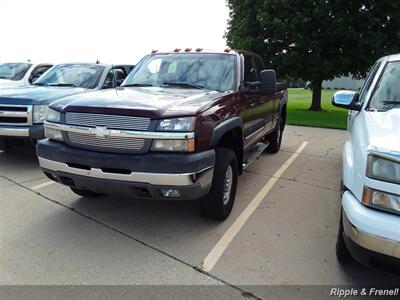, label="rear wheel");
[200,148,238,221]
[266,117,284,153]
[336,209,352,263]
[70,187,104,198]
